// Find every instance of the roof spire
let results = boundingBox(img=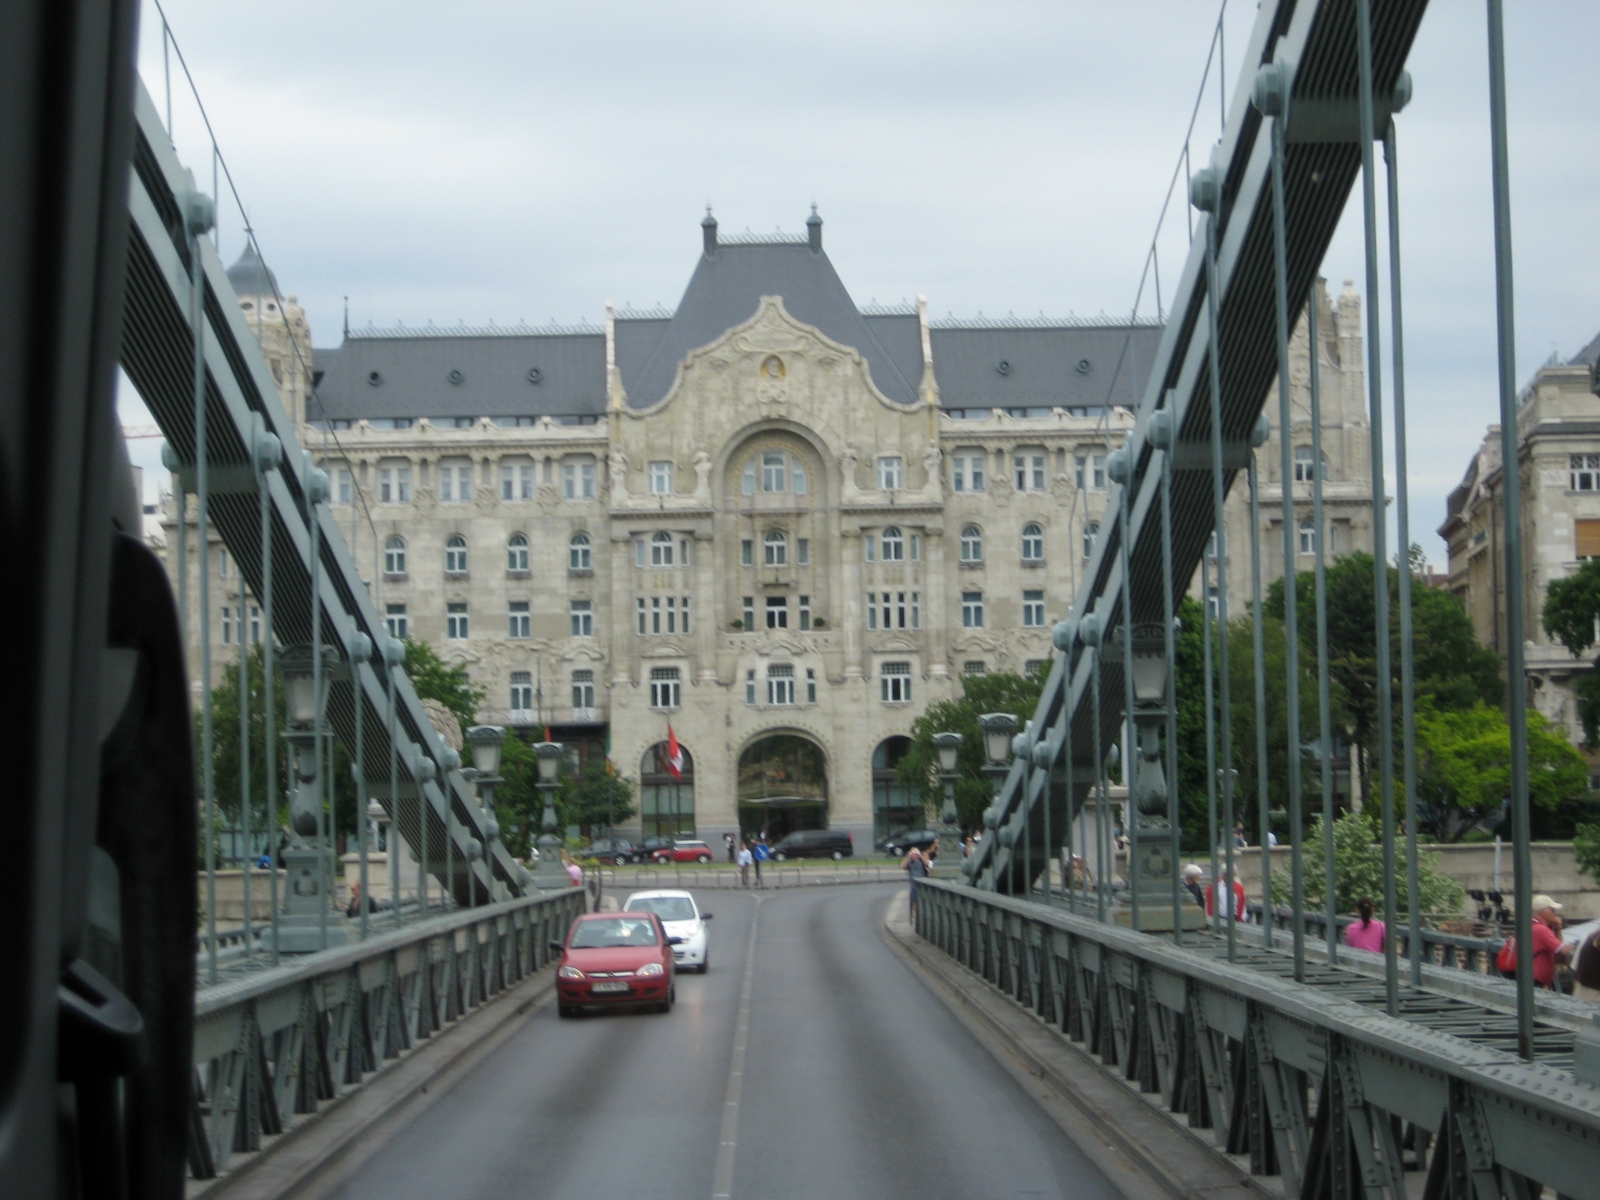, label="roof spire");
[806,203,822,254]
[702,205,717,257]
